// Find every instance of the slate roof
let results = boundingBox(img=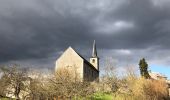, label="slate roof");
[77,53,99,72]
[71,47,99,72]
